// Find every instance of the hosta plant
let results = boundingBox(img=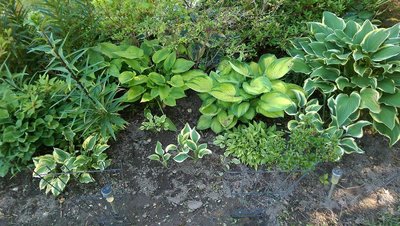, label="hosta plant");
[33,135,111,196]
[91,42,213,107]
[289,11,400,146]
[139,109,177,132]
[196,55,305,133]
[148,123,212,167]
